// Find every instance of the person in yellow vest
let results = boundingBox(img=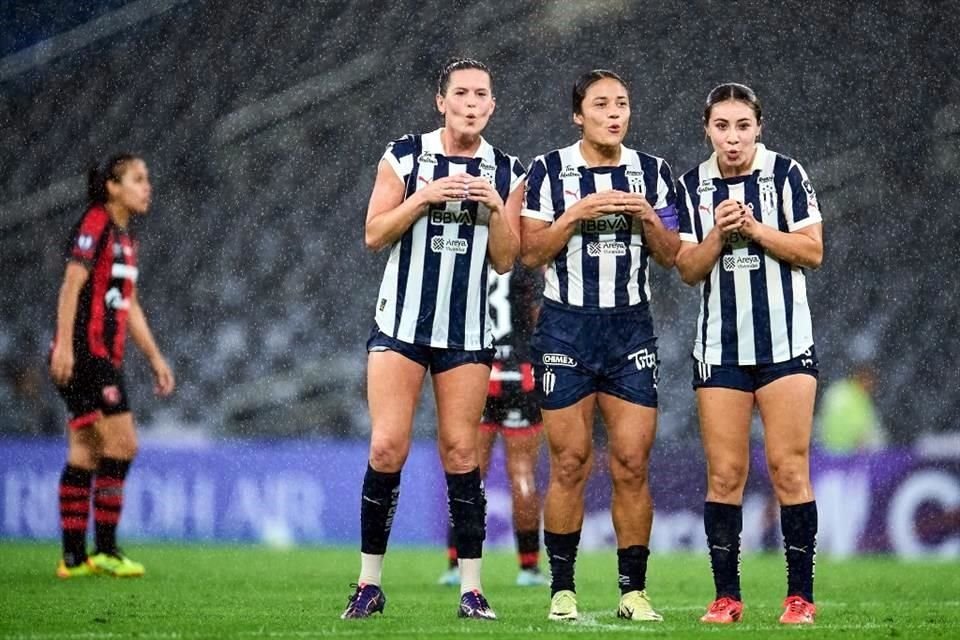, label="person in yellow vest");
[817,363,885,454]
